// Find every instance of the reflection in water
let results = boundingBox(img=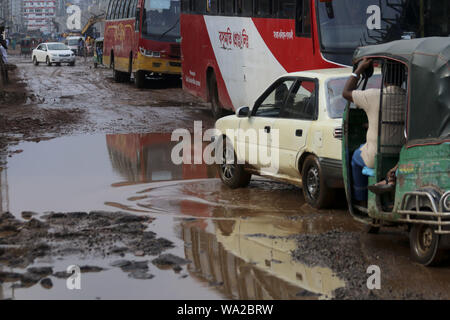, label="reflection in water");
[0,156,9,213]
[106,133,217,185]
[179,217,345,299]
